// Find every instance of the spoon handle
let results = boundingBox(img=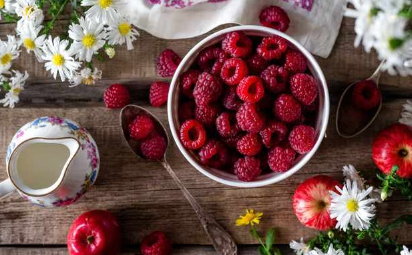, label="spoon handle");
[161,160,238,255]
